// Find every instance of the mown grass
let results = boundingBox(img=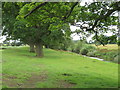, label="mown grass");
[2,47,118,88]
